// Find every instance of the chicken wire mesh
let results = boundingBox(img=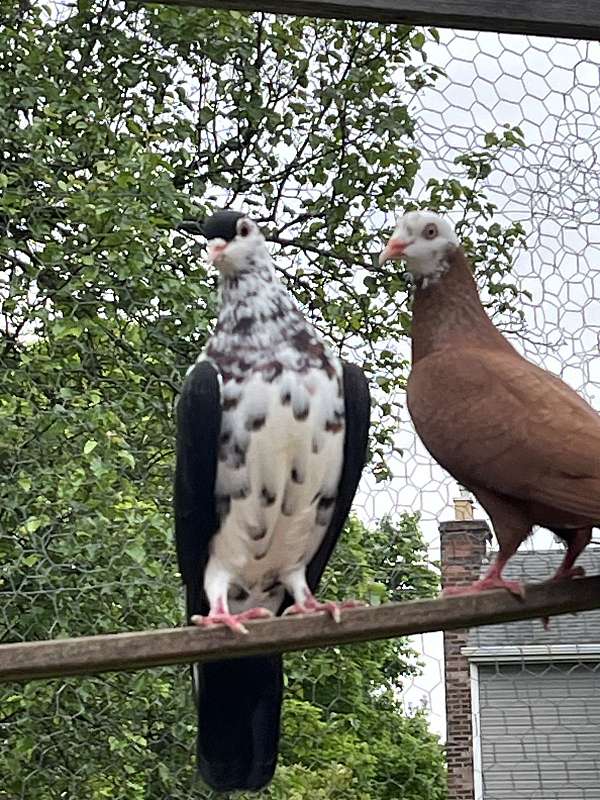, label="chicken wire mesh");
[2,6,600,799]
